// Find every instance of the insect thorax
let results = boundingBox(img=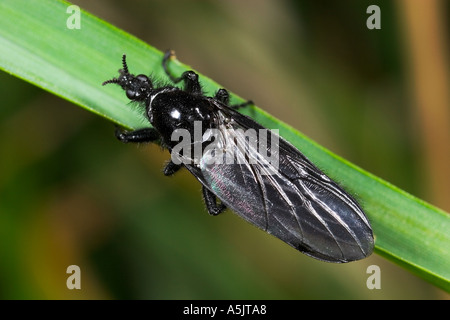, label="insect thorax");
[148,89,216,149]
